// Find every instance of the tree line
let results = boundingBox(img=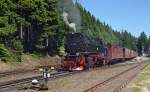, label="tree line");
[76,3,138,50]
[137,32,150,55]
[0,0,149,62]
[0,0,64,62]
